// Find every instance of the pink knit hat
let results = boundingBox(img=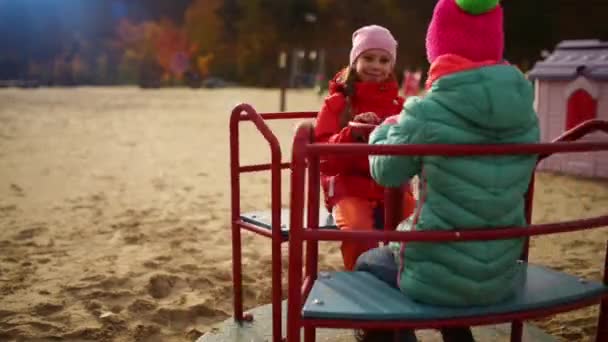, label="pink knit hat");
[426,0,503,63]
[350,25,398,66]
